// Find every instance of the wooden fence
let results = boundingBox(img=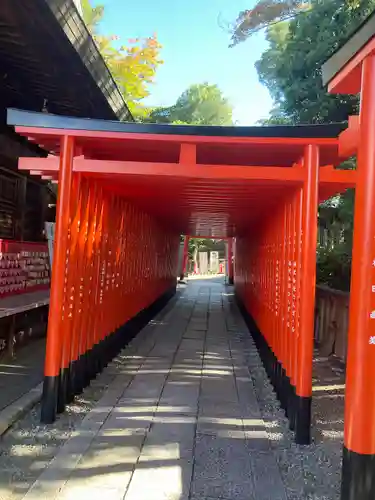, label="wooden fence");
[315,285,350,362]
